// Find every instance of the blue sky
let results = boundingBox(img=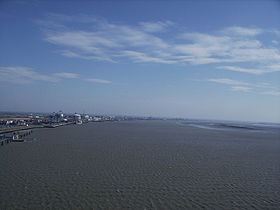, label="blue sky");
[0,0,280,122]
